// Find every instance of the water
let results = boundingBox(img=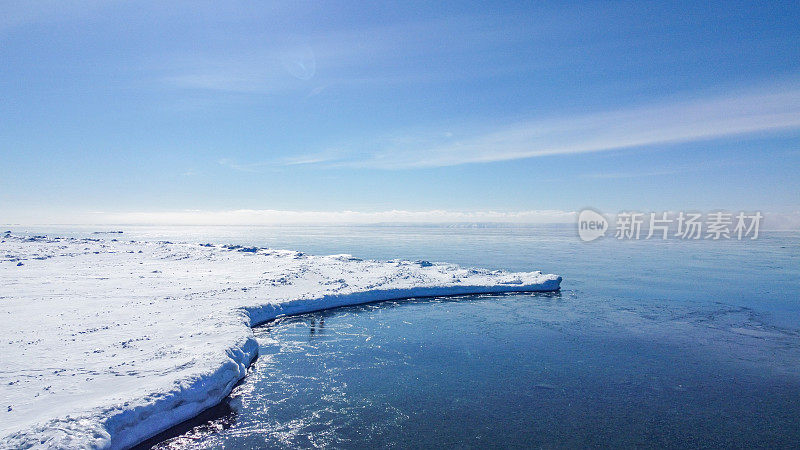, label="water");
[160,296,800,448]
[10,225,800,447]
